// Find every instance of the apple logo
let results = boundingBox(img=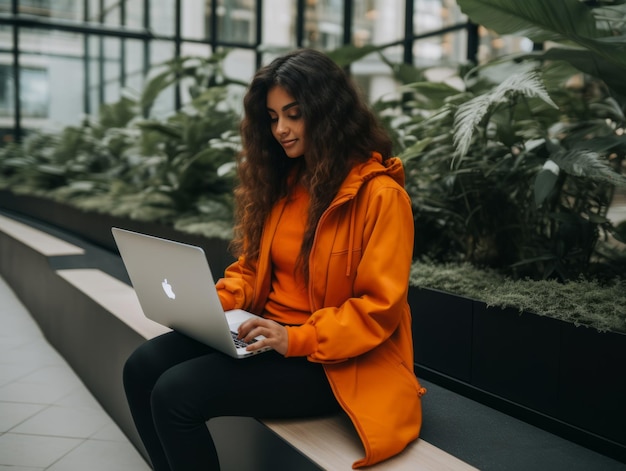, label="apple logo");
[161,279,176,299]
